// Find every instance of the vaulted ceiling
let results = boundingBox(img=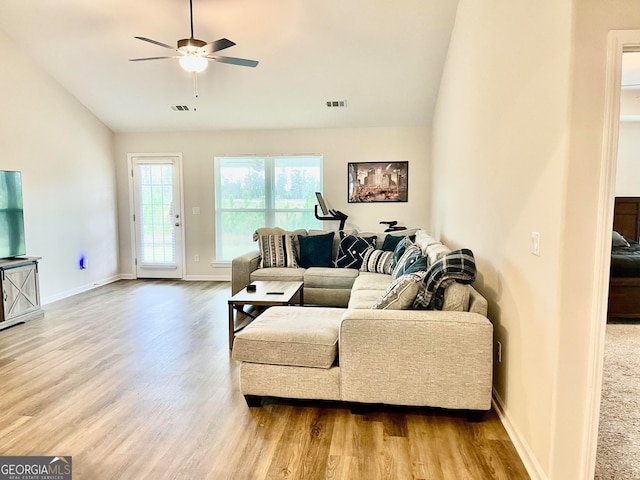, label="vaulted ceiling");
[0,0,460,132]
